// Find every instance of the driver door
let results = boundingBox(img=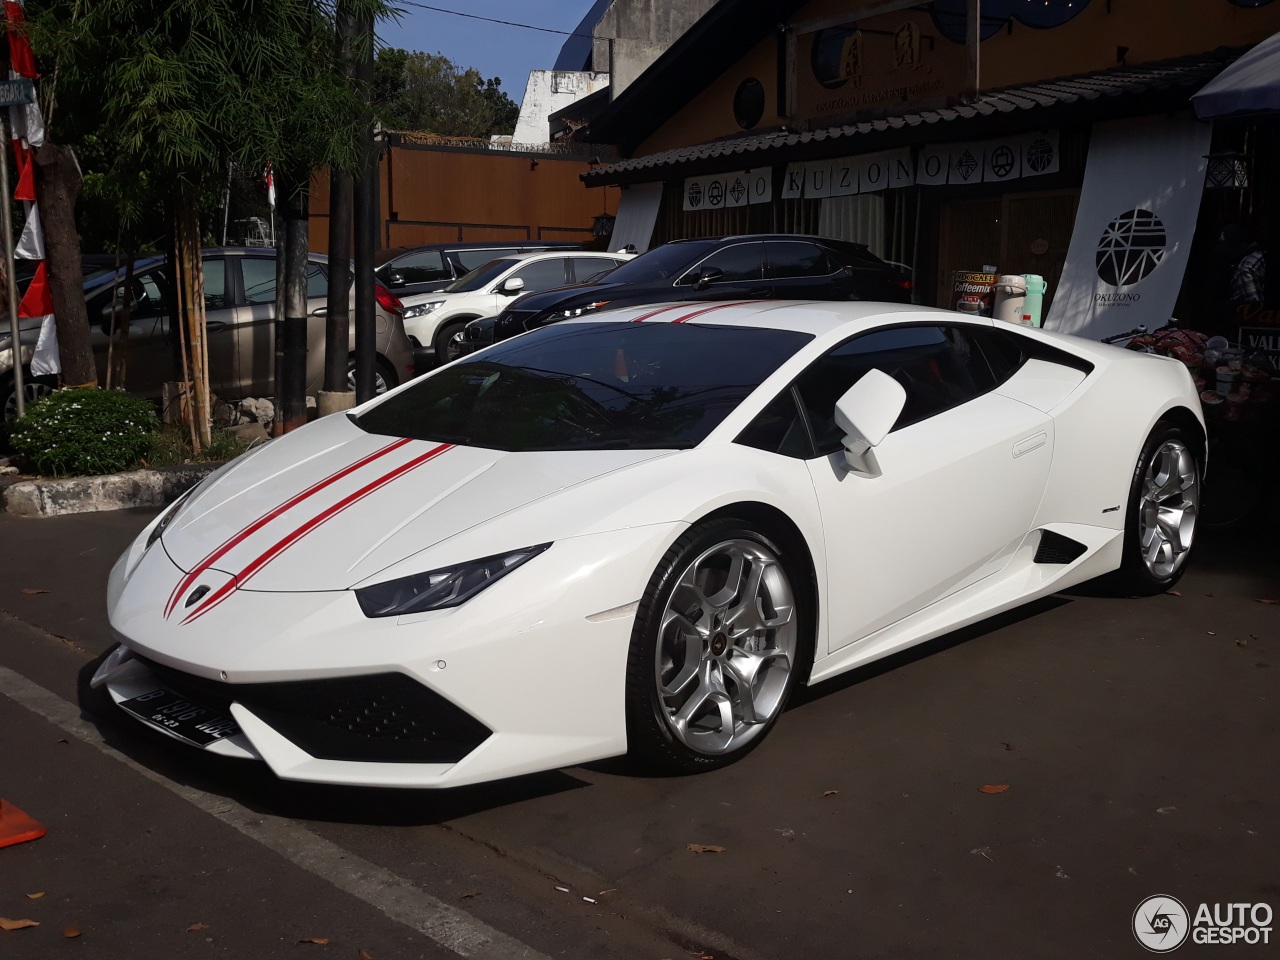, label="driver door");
[796,323,1053,651]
